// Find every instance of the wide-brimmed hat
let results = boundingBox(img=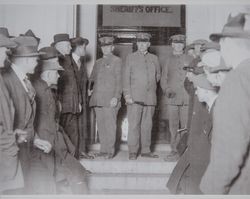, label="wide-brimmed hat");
[98,35,115,46]
[210,13,250,42]
[8,36,44,57]
[20,29,40,43]
[187,39,208,50]
[200,42,220,51]
[170,34,185,43]
[0,34,17,48]
[70,37,89,47]
[136,32,151,42]
[0,27,14,38]
[51,33,70,46]
[38,47,64,71]
[192,74,216,90]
